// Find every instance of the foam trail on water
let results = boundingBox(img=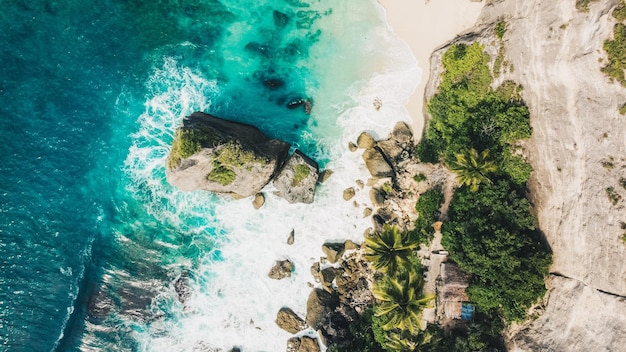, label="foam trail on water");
[122,1,420,350]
